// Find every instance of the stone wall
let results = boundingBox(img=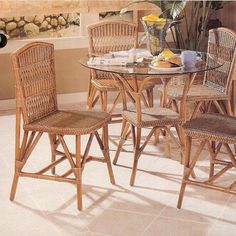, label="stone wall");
[0,13,80,38]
